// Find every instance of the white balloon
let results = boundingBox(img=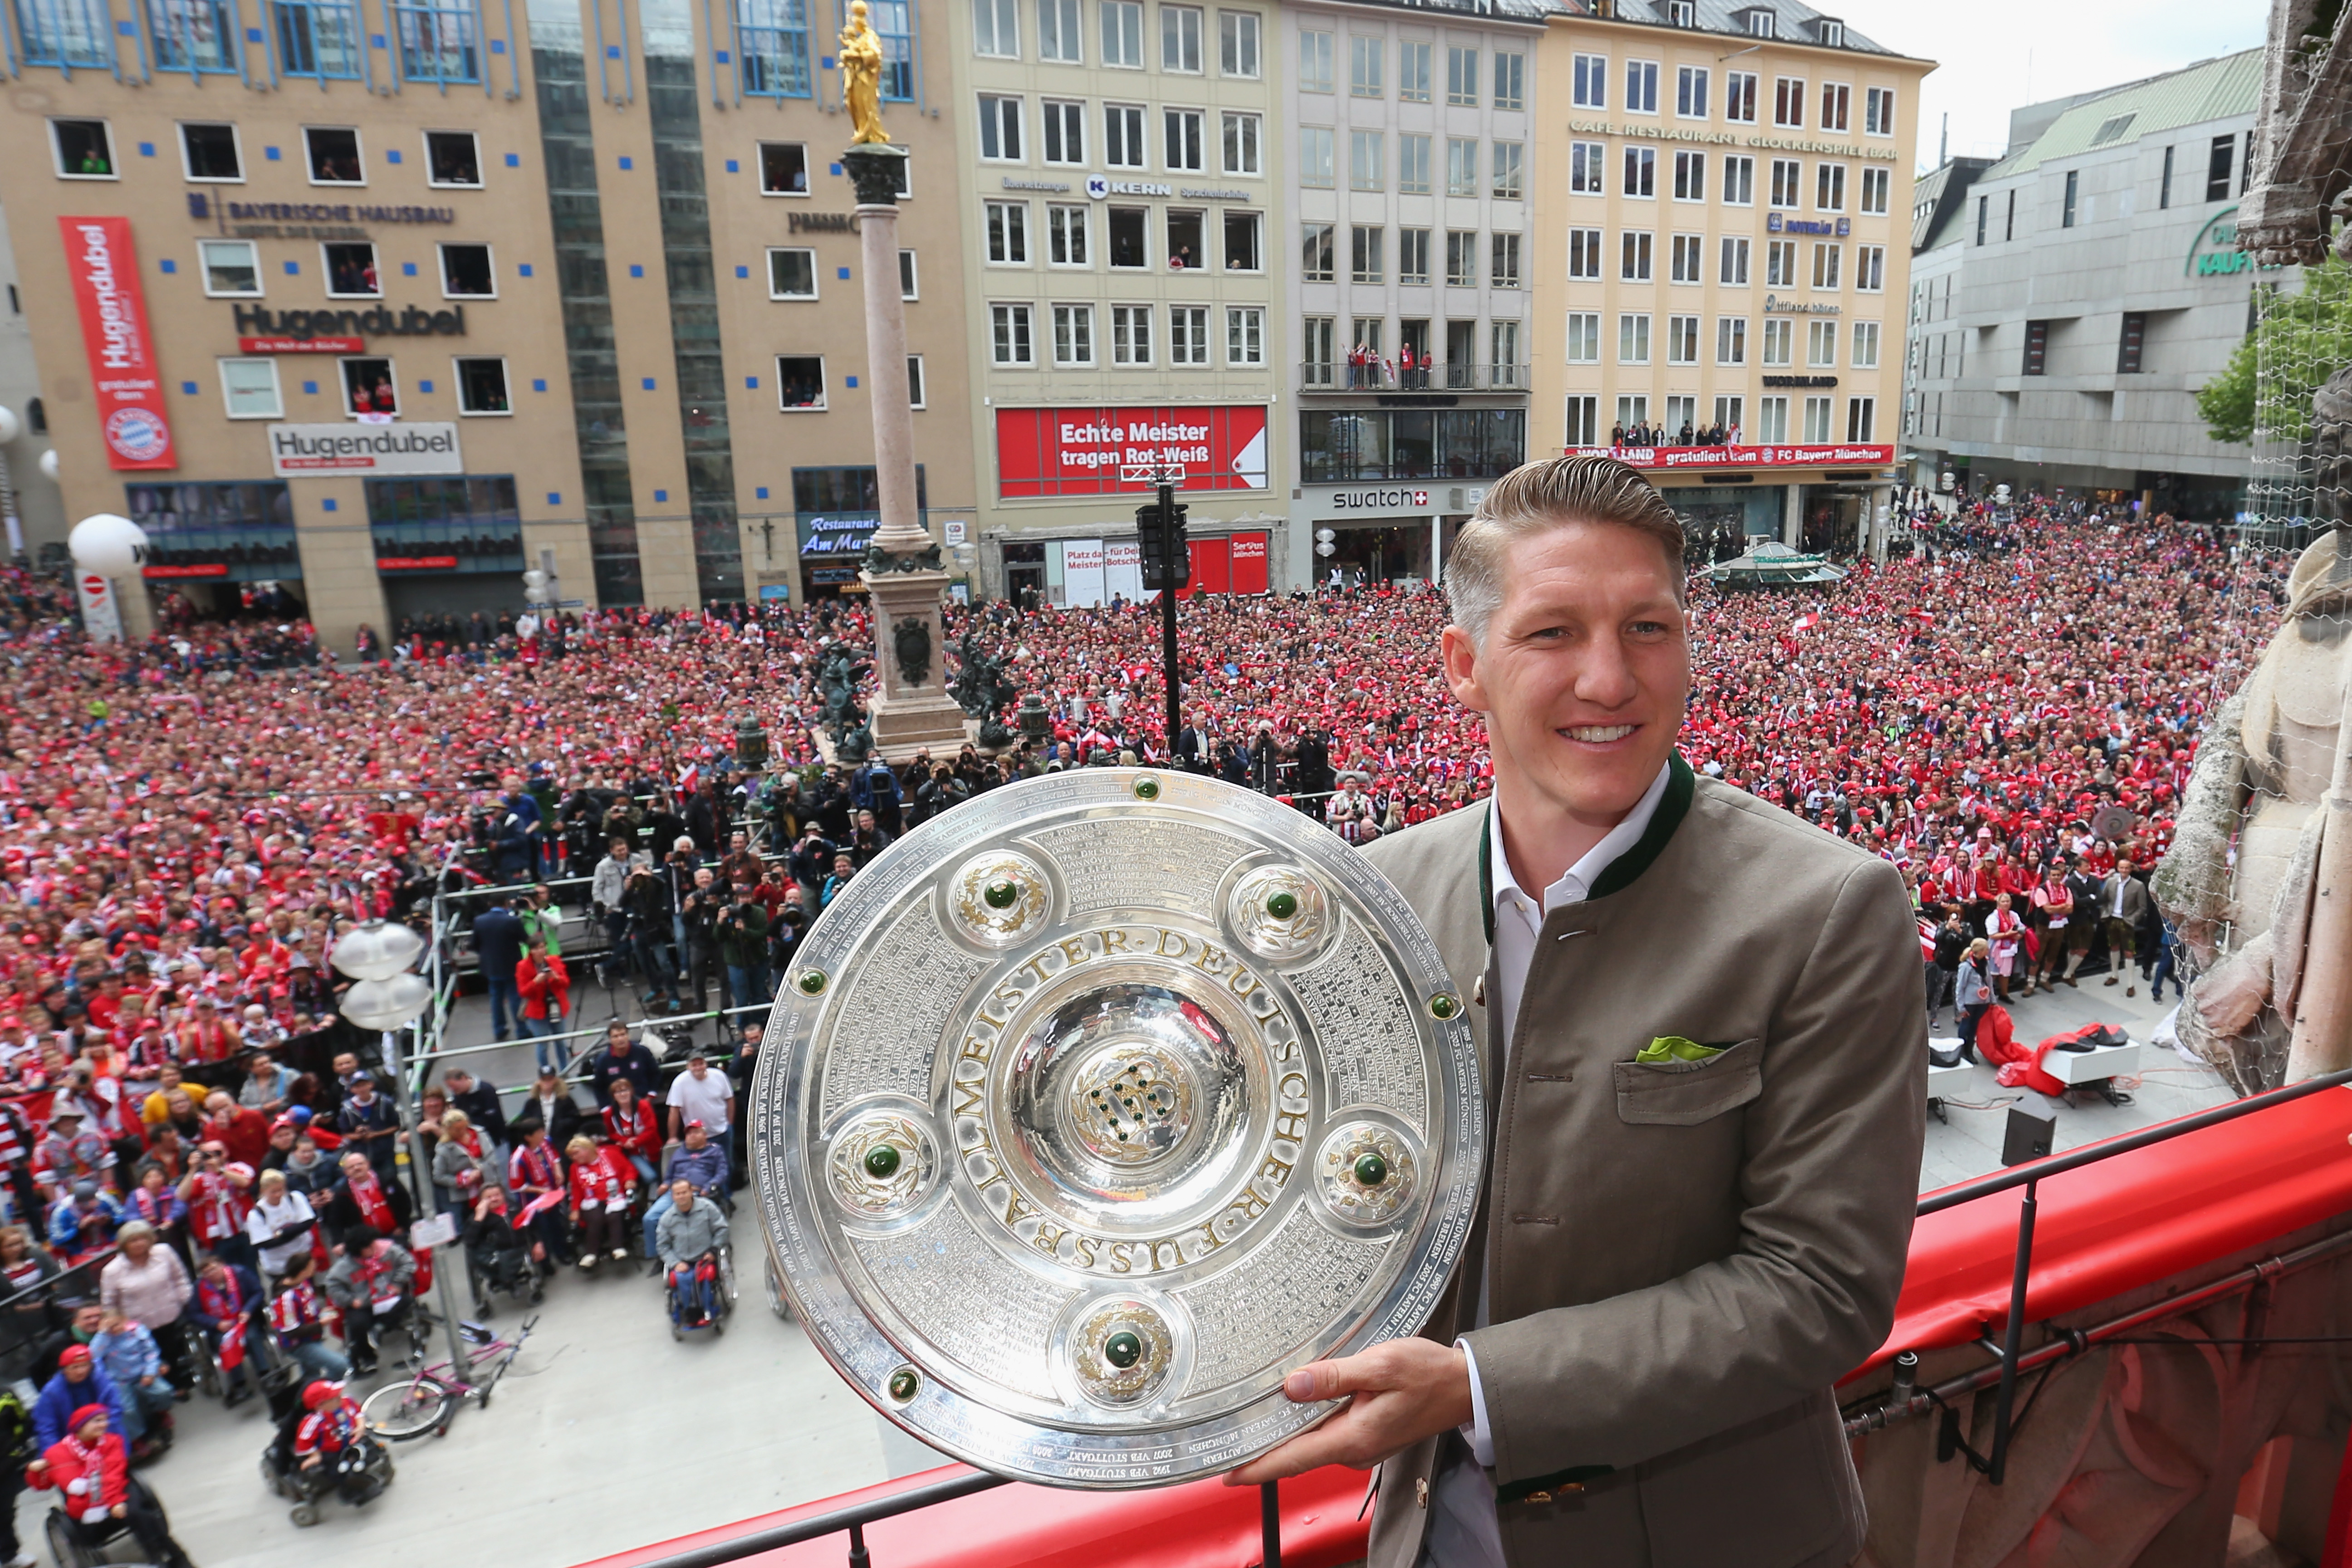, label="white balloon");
[1315,540,1336,557]
[37,449,58,481]
[68,514,148,577]
[0,408,21,444]
[521,568,549,588]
